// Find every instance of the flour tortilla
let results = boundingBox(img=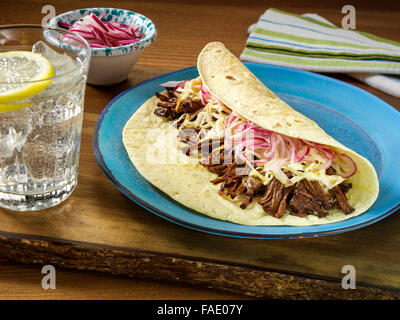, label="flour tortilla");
[122,42,379,226]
